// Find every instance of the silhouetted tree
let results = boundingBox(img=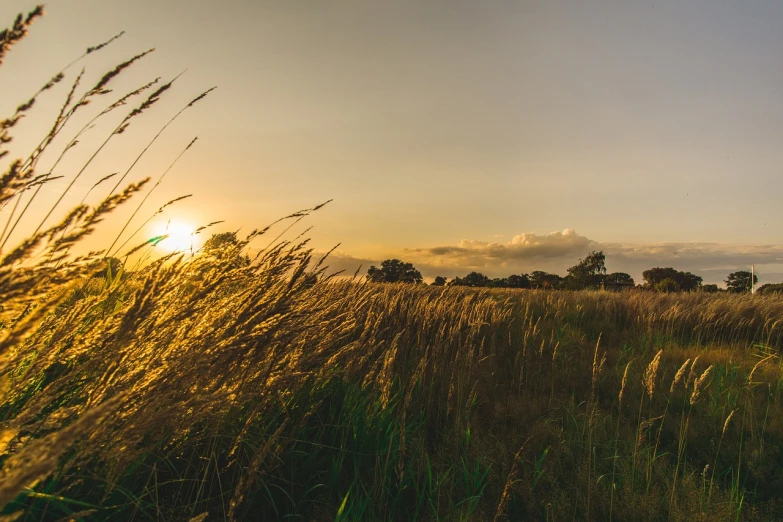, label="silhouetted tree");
[654,278,680,293]
[529,271,564,289]
[605,272,634,285]
[431,276,447,287]
[701,284,719,293]
[449,273,531,289]
[725,271,758,293]
[367,259,423,284]
[506,274,531,288]
[449,271,490,287]
[643,267,702,291]
[203,231,240,252]
[200,232,251,269]
[564,250,606,290]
